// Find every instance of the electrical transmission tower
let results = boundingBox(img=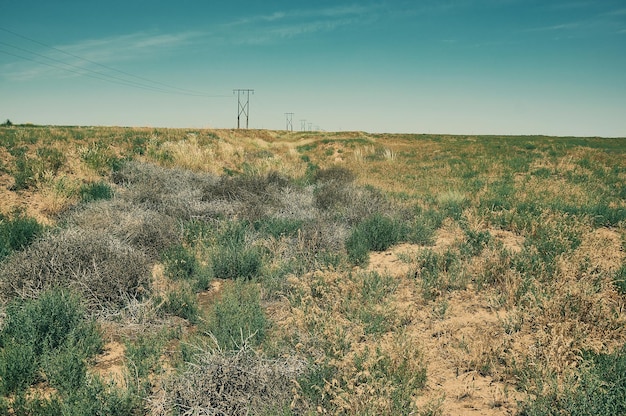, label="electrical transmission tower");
[300,119,306,132]
[233,89,254,129]
[285,113,294,131]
